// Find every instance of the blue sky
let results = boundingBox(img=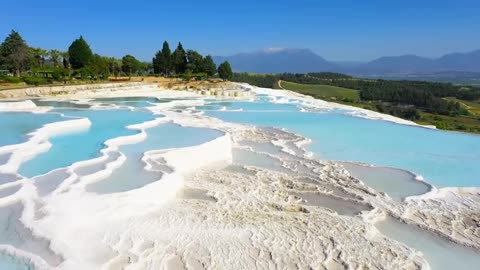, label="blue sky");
[1,0,479,61]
